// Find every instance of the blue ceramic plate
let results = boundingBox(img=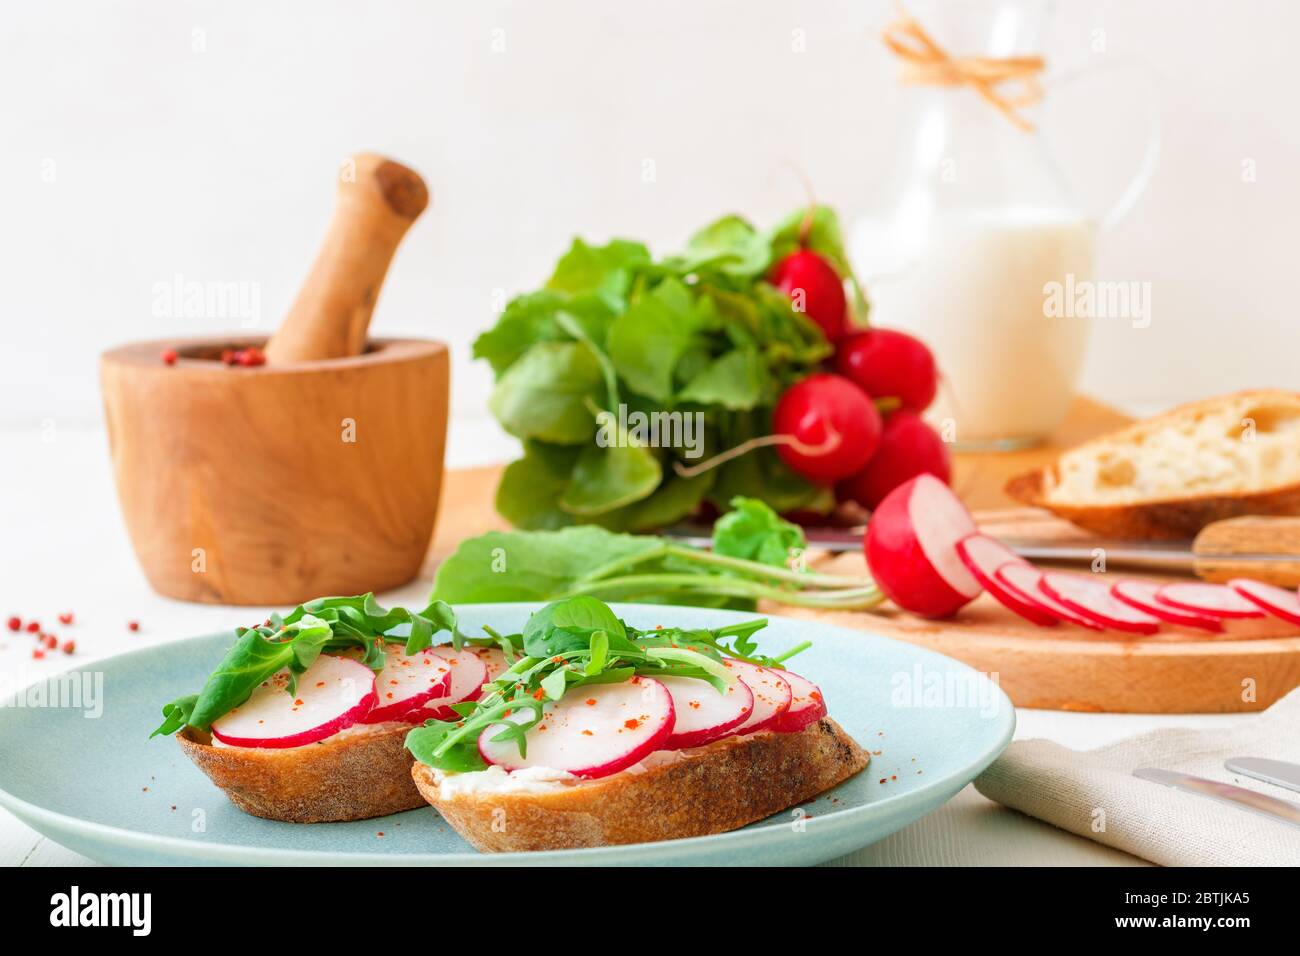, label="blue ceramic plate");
[0,603,1013,865]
